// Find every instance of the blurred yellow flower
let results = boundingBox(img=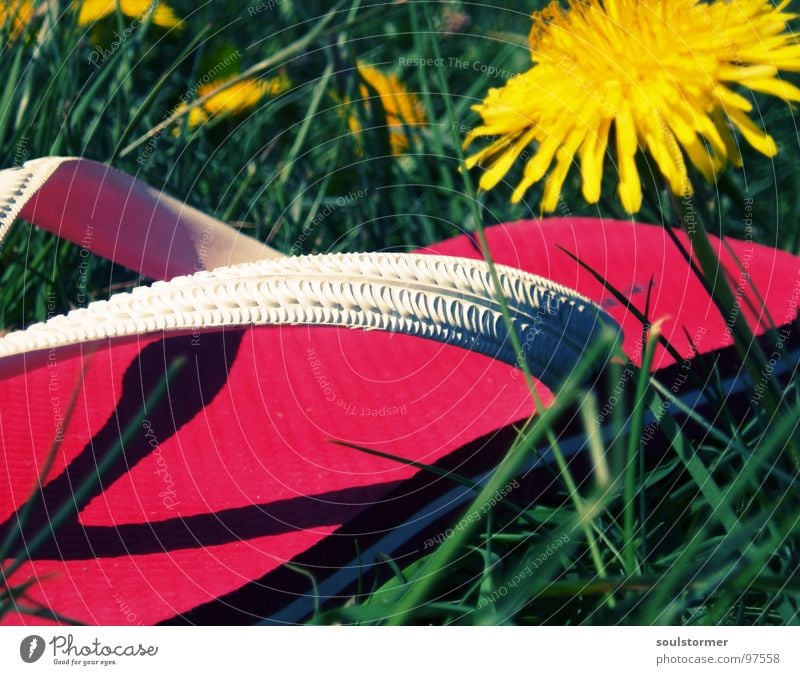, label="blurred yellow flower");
[330,92,365,156]
[465,0,800,213]
[177,73,291,129]
[1,0,36,39]
[77,0,181,28]
[356,62,426,154]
